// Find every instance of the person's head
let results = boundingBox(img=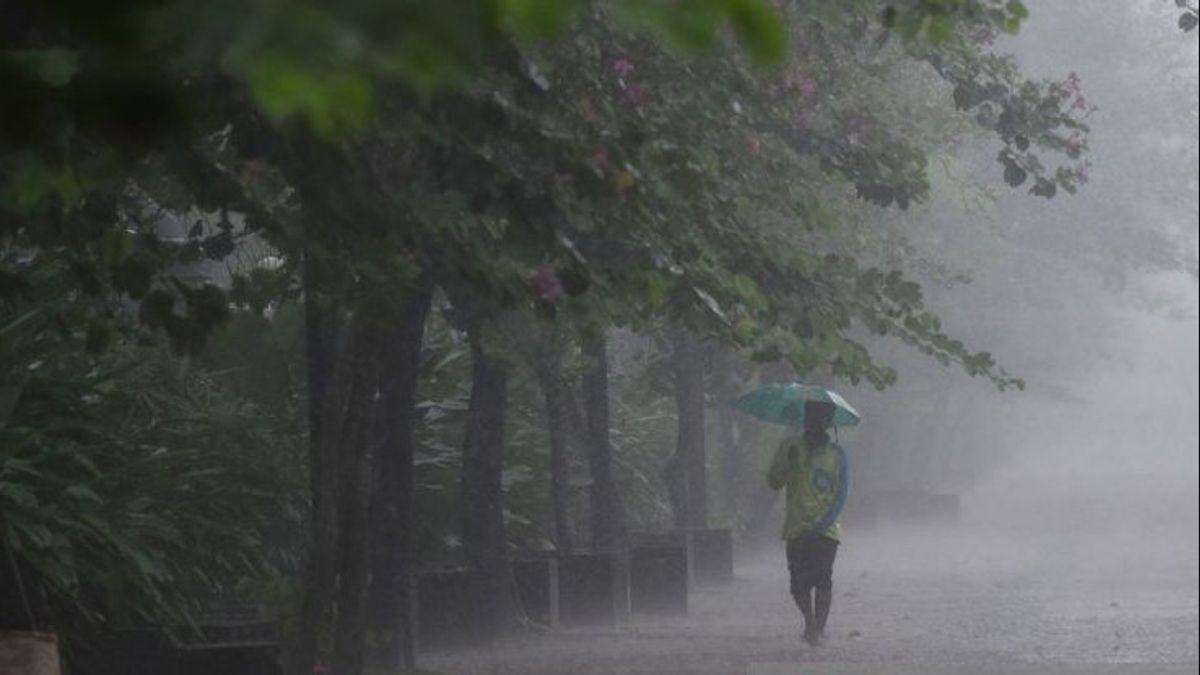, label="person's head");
[804,401,835,434]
